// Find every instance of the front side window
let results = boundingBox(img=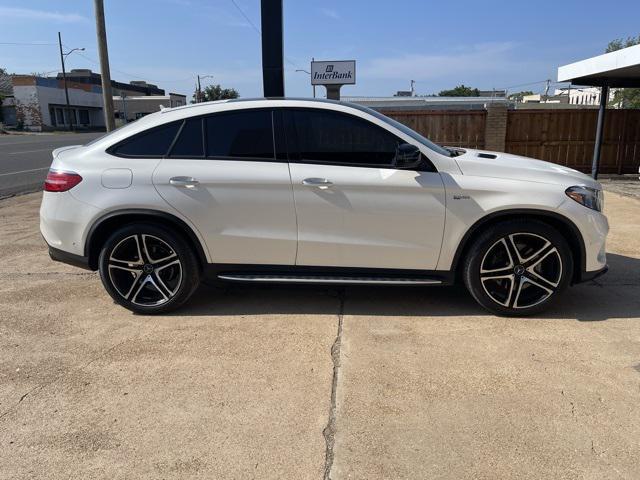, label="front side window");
[111,121,181,157]
[289,109,400,166]
[205,109,274,159]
